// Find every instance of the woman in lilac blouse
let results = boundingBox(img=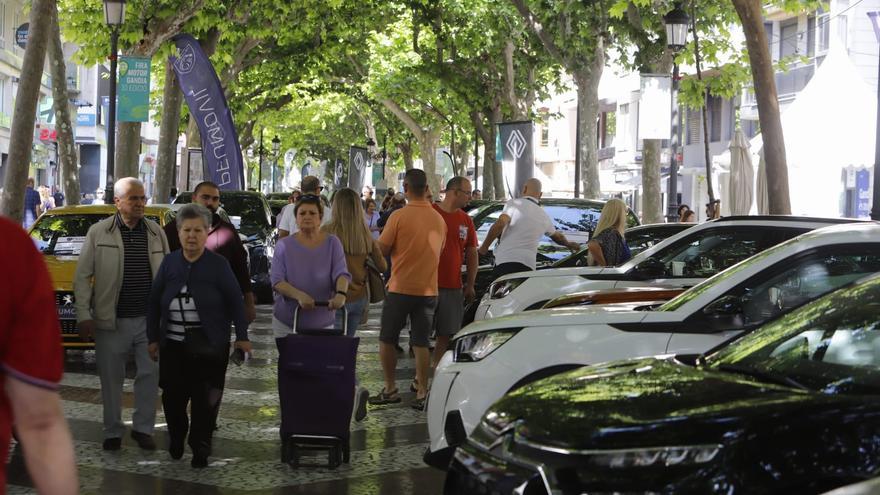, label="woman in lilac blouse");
[270,195,351,341]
